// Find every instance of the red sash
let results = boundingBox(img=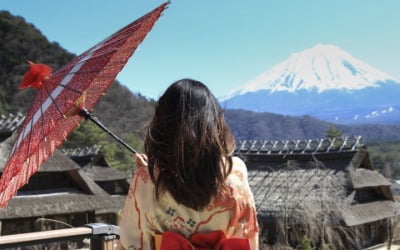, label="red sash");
[157,230,250,250]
